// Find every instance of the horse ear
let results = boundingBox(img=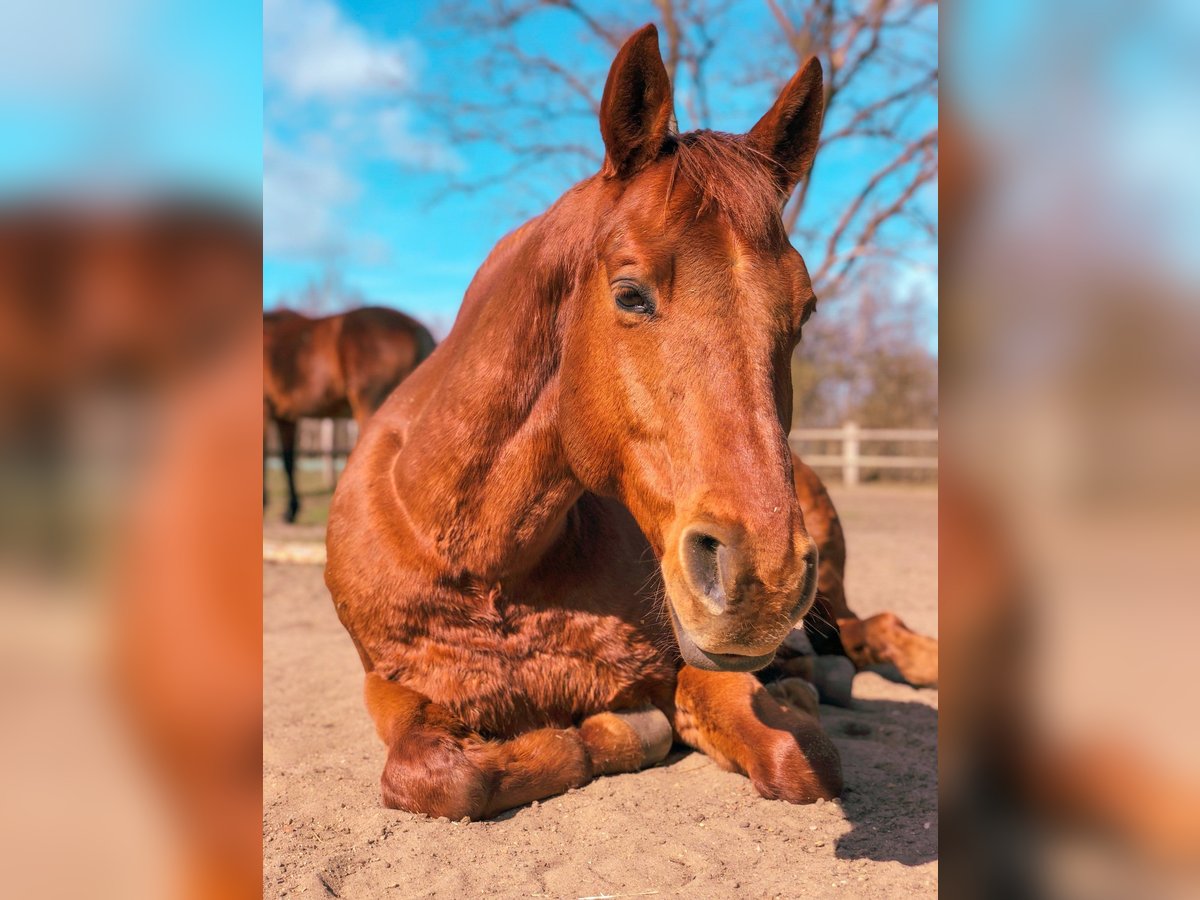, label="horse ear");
[599,24,675,178]
[748,57,825,199]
